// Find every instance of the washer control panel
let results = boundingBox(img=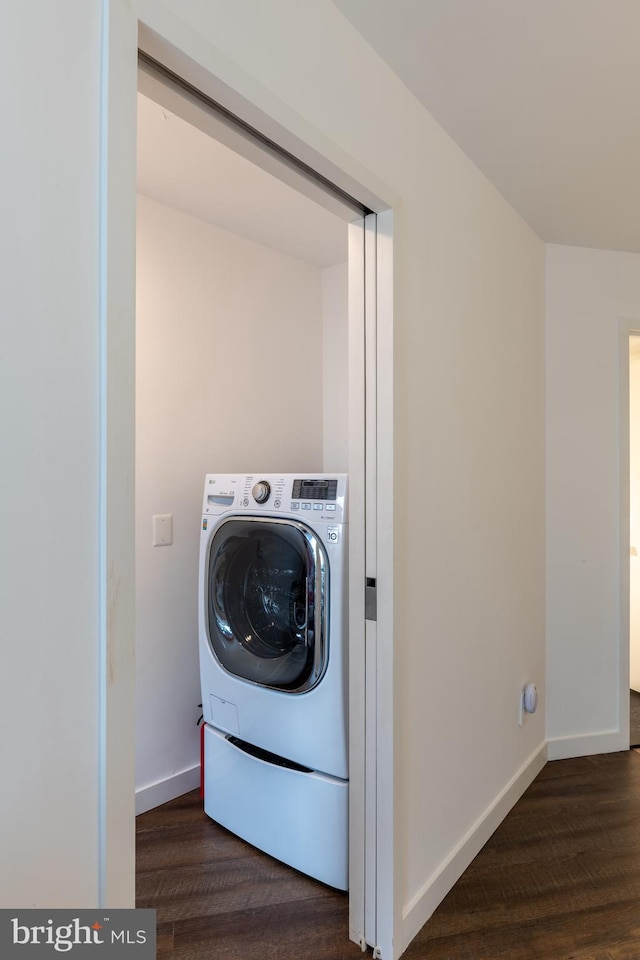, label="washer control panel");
[203,474,348,522]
